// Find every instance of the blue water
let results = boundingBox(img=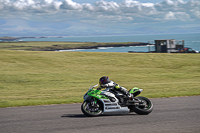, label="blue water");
[21,33,200,52]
